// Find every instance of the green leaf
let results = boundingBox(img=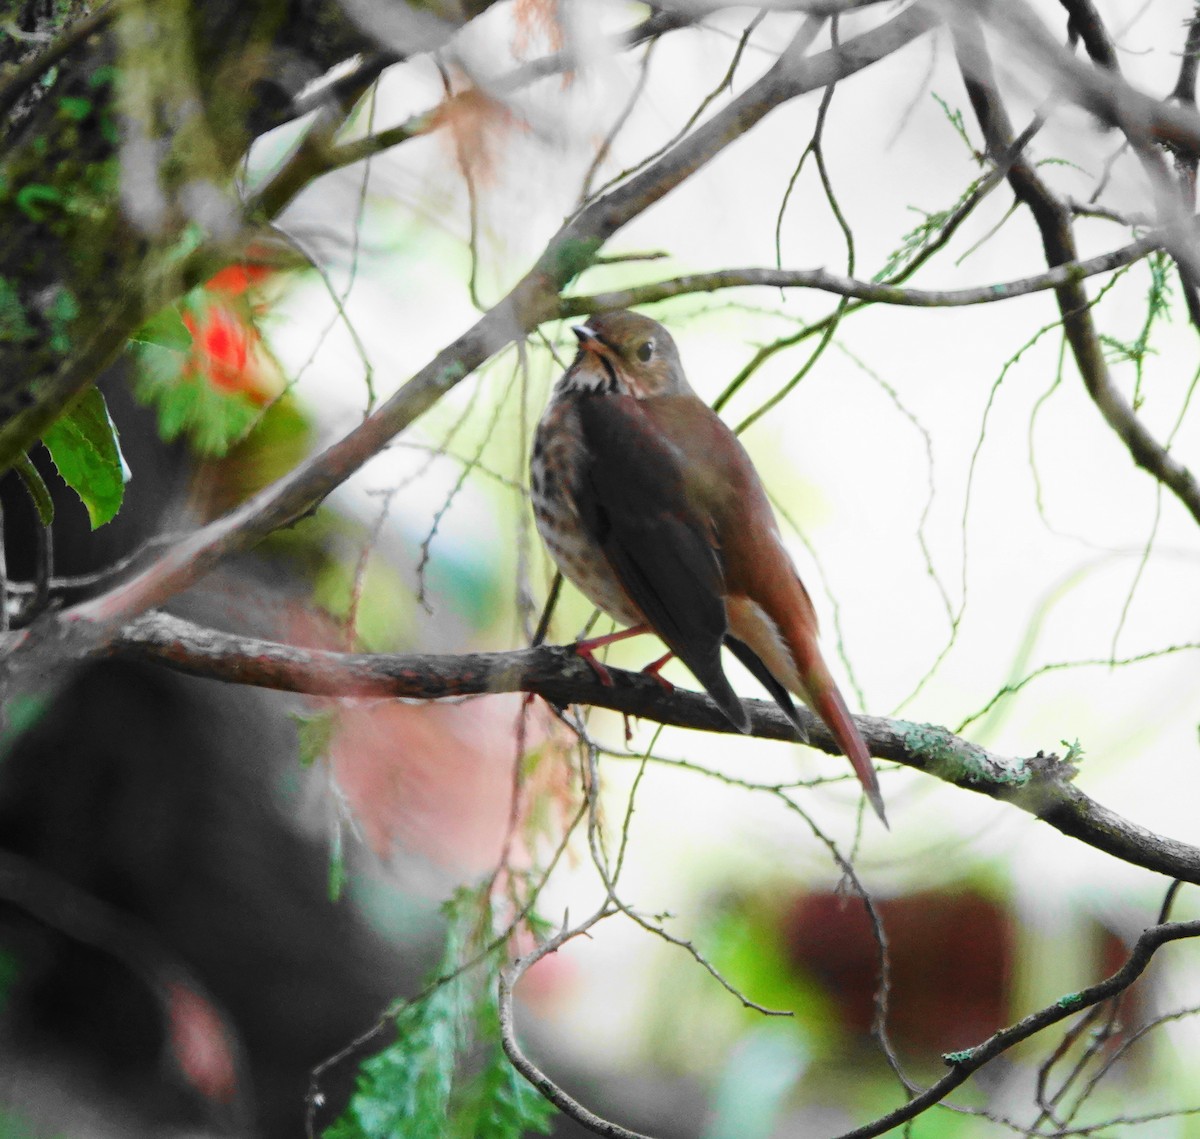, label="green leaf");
[41,388,127,528]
